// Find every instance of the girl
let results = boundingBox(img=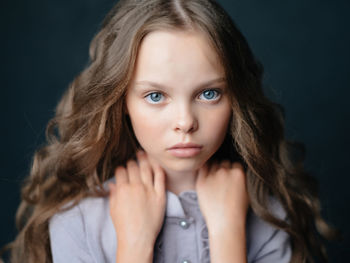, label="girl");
[2,0,339,262]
